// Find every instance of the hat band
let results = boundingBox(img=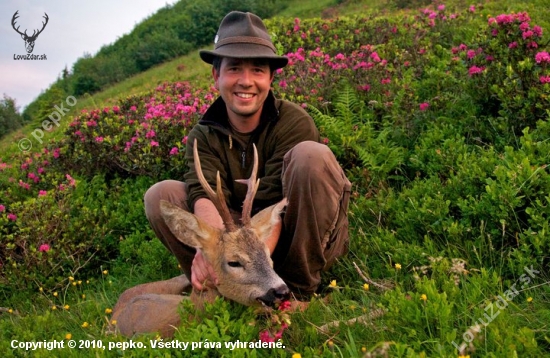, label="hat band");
[215,36,276,53]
